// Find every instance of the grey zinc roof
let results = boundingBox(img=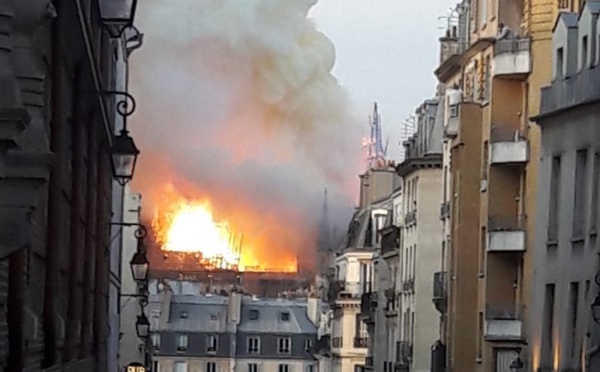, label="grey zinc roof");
[155,295,229,333]
[148,294,317,335]
[553,12,579,31]
[238,298,316,334]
